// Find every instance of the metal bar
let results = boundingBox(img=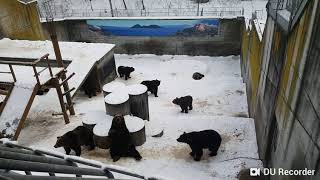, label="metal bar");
[8,65,16,82]
[32,66,40,85]
[0,72,12,74]
[0,173,111,180]
[62,87,75,96]
[0,151,73,166]
[59,73,75,86]
[46,57,54,77]
[0,146,34,155]
[36,67,49,76]
[0,158,109,176]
